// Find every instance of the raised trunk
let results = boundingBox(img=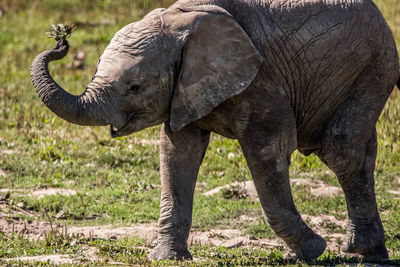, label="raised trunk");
[31,40,108,126]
